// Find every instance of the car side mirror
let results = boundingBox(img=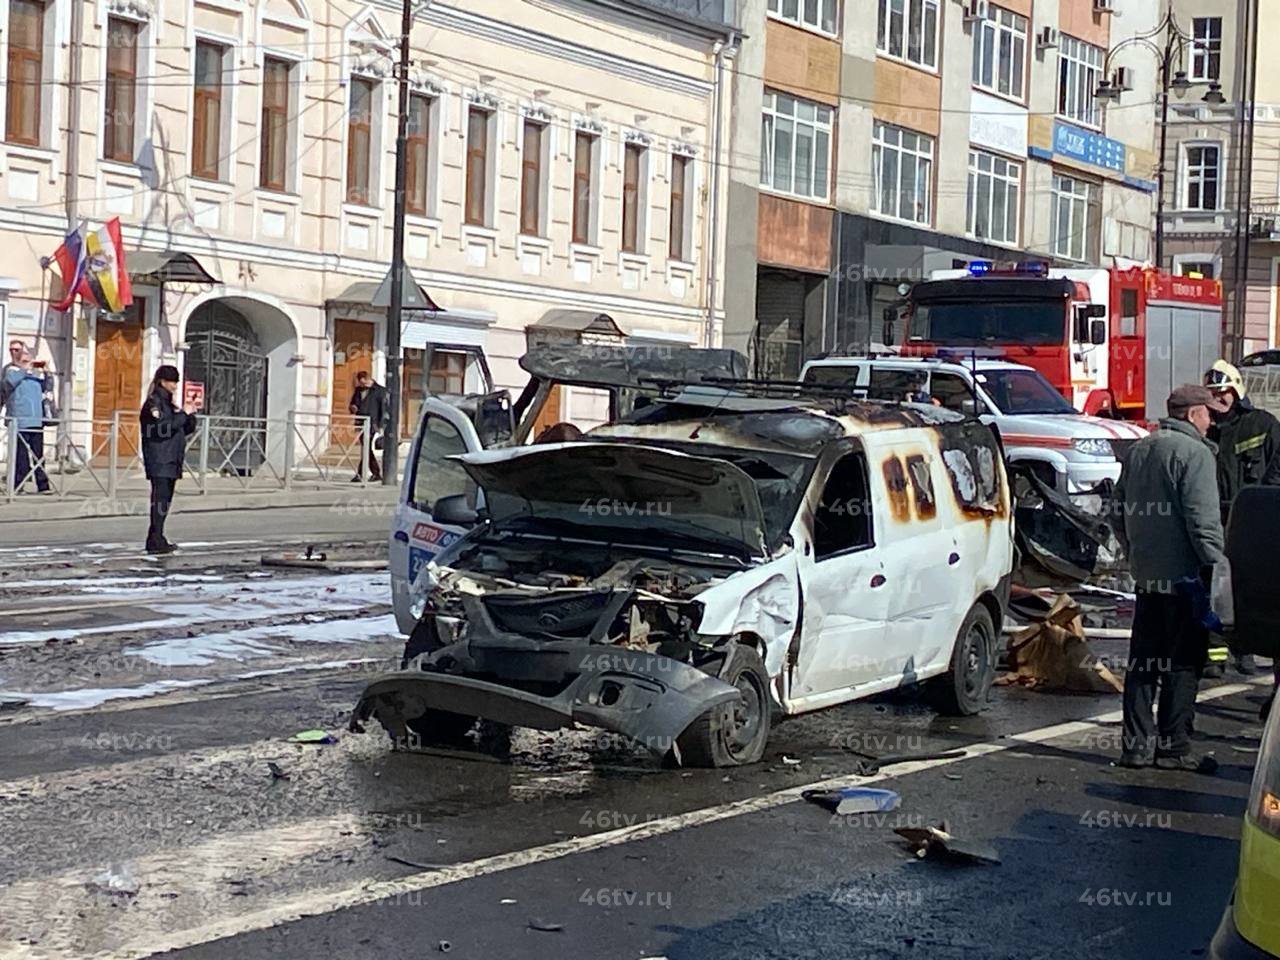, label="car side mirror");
[433,494,478,526]
[960,397,982,417]
[1089,319,1107,345]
